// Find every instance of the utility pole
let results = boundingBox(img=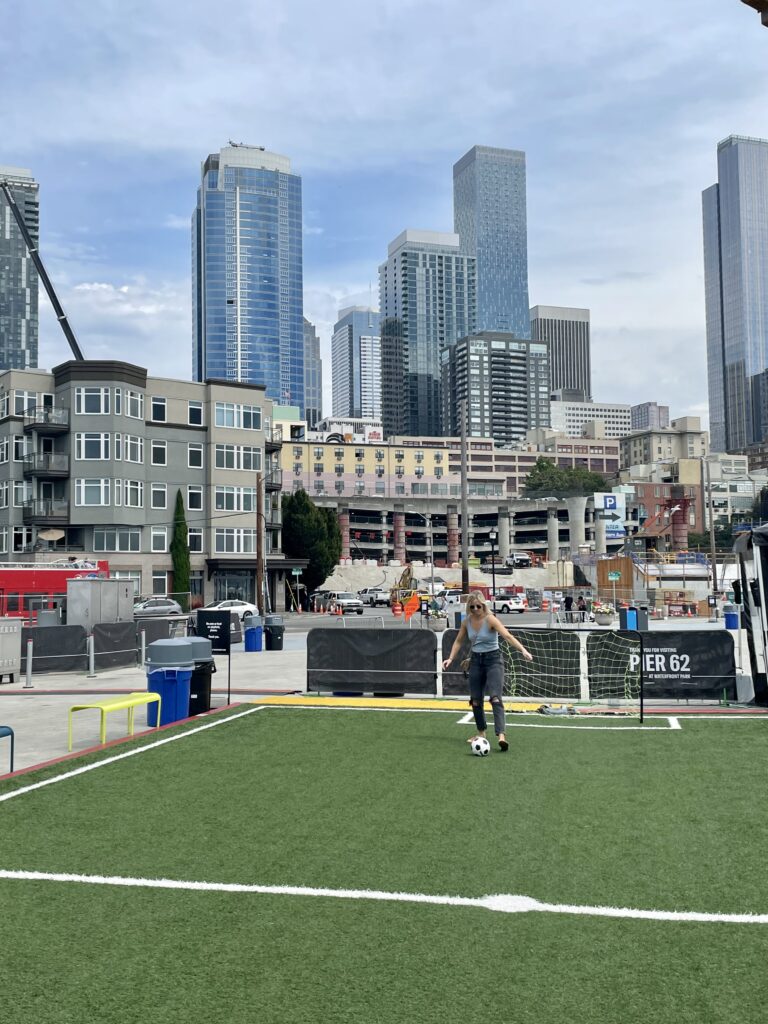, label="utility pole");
[460,398,470,595]
[704,457,718,597]
[256,471,265,616]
